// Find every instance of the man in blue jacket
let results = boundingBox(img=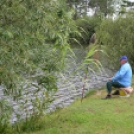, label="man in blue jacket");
[103,55,132,99]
